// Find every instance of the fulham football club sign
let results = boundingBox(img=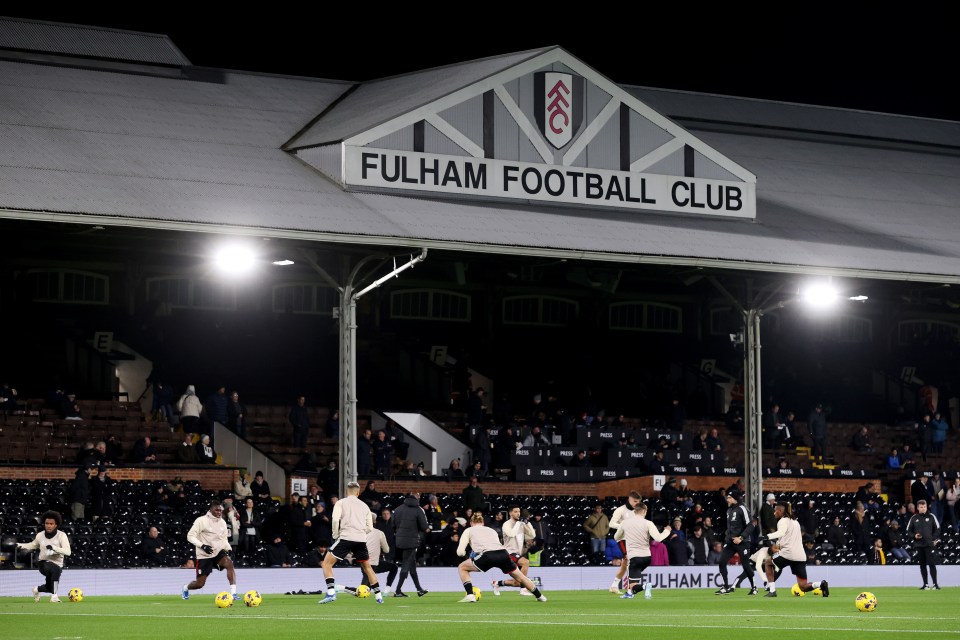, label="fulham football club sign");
[535,72,584,149]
